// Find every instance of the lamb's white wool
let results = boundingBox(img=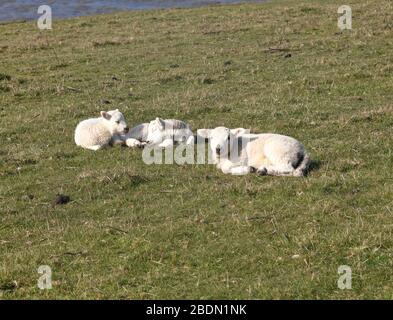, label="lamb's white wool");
[145,118,194,148]
[199,127,310,176]
[124,123,149,148]
[74,109,129,151]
